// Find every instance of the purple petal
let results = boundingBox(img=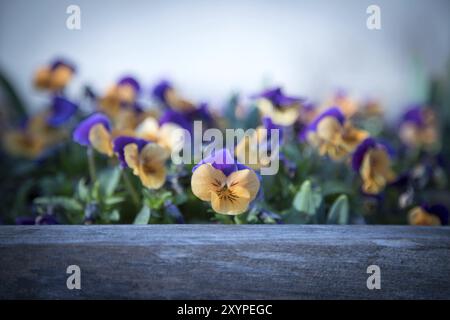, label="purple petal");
[50,58,76,73]
[47,96,78,127]
[113,136,149,168]
[351,138,394,172]
[304,106,345,135]
[72,113,111,146]
[262,116,283,142]
[193,148,246,176]
[401,105,425,127]
[351,137,377,171]
[152,80,173,104]
[422,204,449,225]
[252,87,304,107]
[117,76,141,94]
[159,109,193,133]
